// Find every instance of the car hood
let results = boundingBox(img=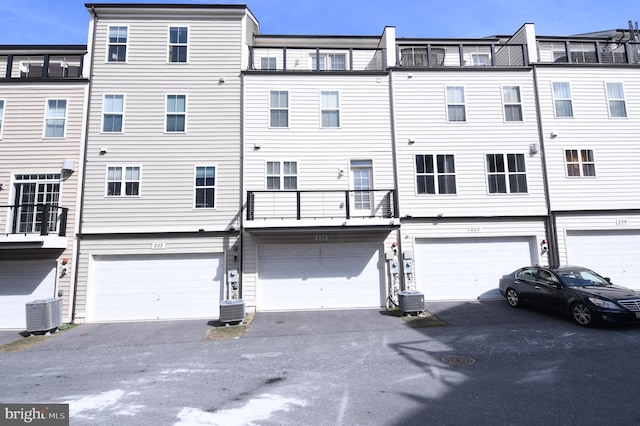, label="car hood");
[573,284,640,300]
